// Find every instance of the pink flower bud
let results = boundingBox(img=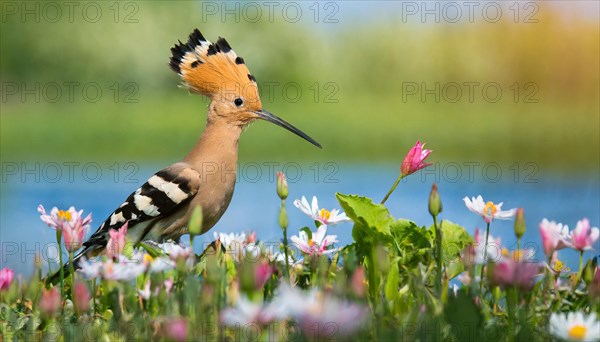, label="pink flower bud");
[39,287,61,317]
[0,267,14,291]
[254,261,273,289]
[74,282,91,314]
[351,266,366,297]
[106,222,128,258]
[400,141,432,176]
